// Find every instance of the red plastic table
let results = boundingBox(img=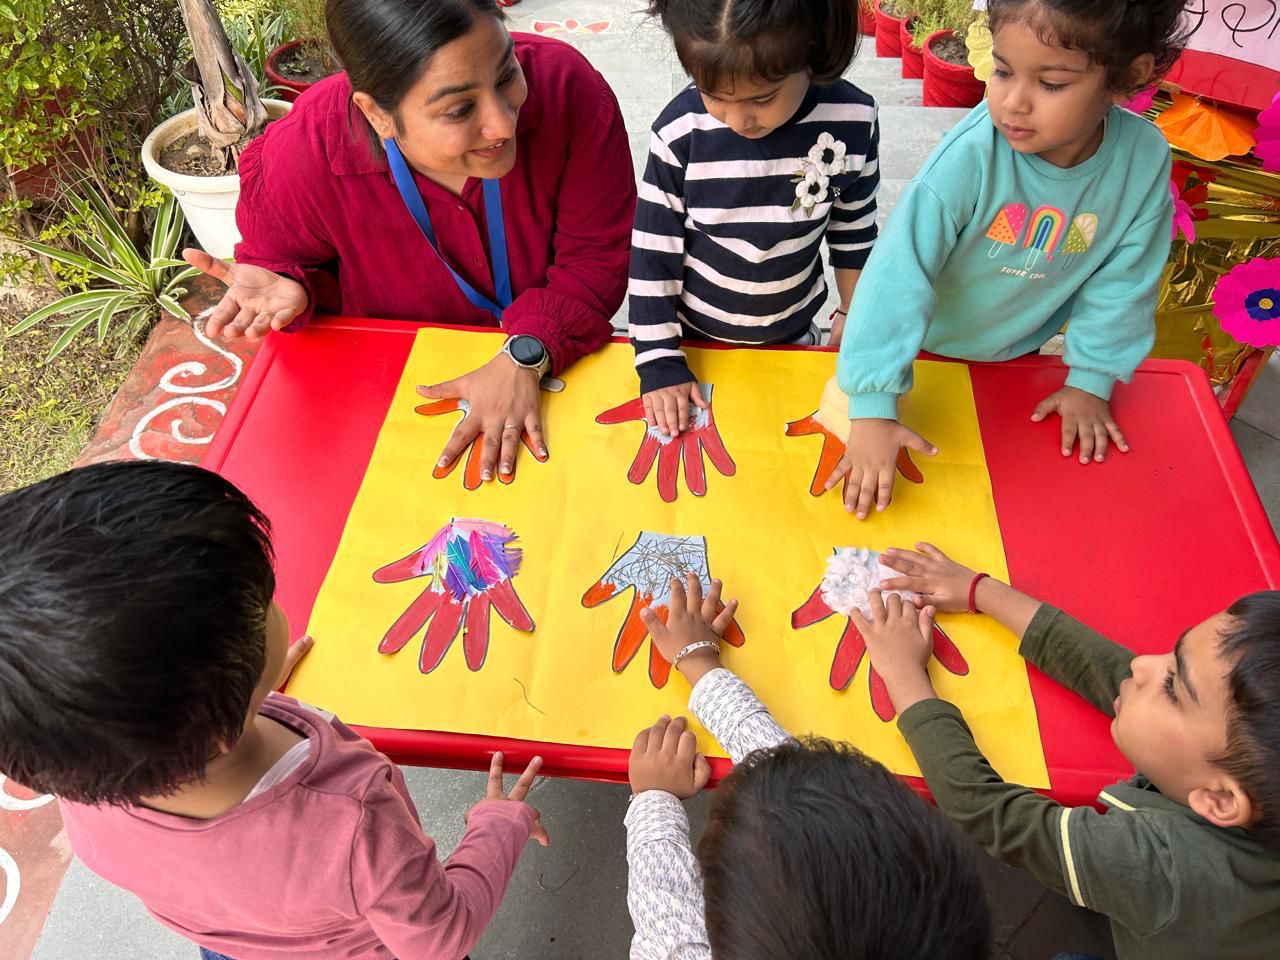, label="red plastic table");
[203,318,1280,807]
